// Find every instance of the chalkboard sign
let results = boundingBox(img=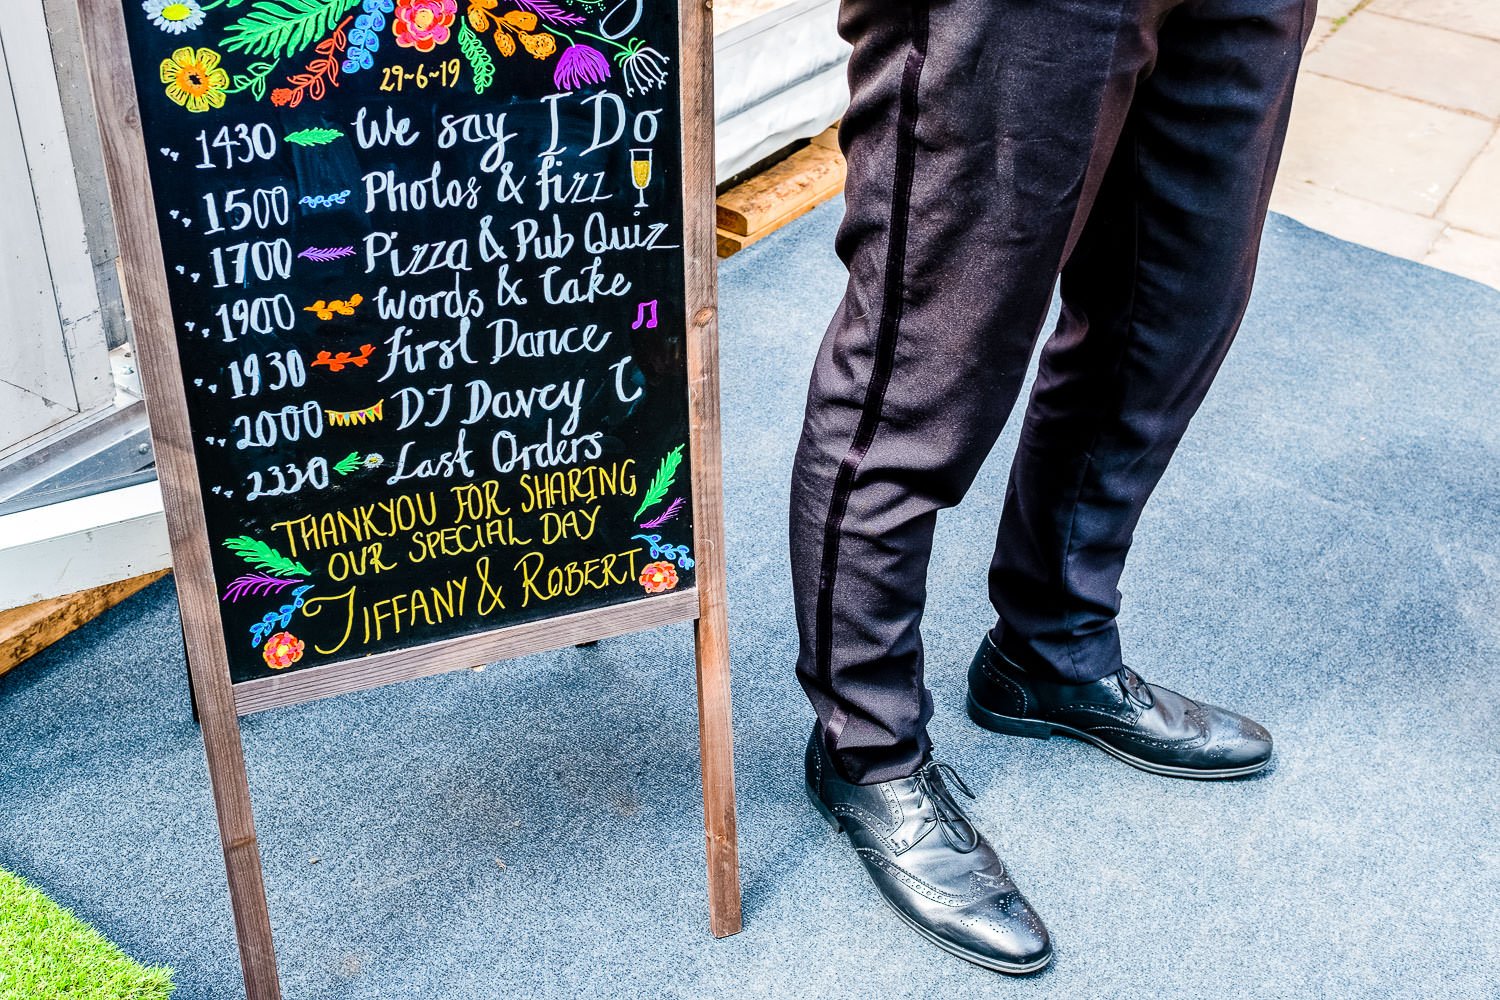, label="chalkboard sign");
[118,0,701,687]
[77,0,738,991]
